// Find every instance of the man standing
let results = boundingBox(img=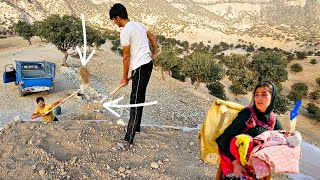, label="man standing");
[31,97,62,122]
[109,3,157,145]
